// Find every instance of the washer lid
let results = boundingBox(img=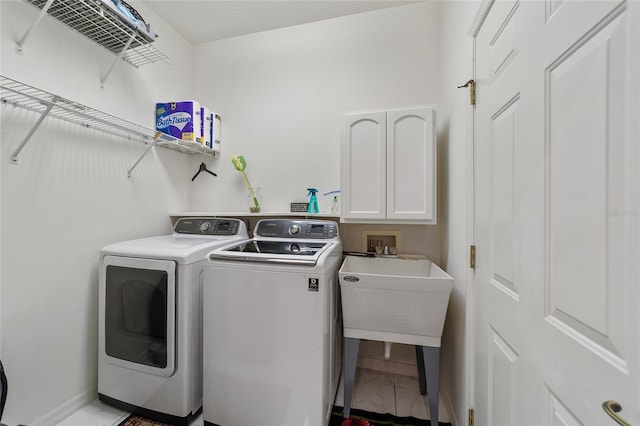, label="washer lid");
[208,240,337,266]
